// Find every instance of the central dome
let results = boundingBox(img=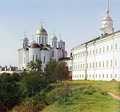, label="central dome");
[36,25,47,35]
